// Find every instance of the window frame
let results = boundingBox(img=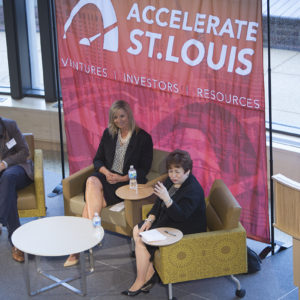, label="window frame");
[2,0,59,102]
